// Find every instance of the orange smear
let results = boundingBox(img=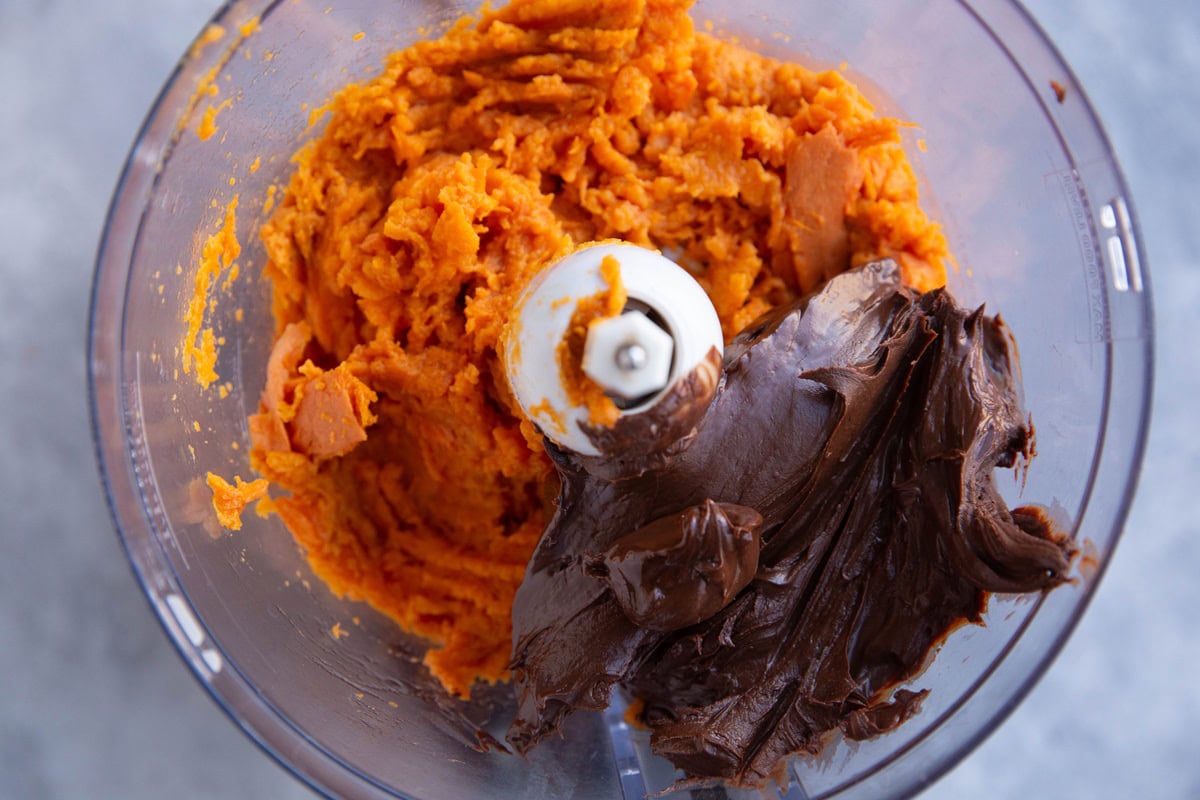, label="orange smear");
[557,254,626,427]
[206,473,269,530]
[529,397,567,436]
[197,98,233,141]
[182,195,239,388]
[624,697,648,729]
[187,16,259,142]
[239,16,261,38]
[189,24,226,59]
